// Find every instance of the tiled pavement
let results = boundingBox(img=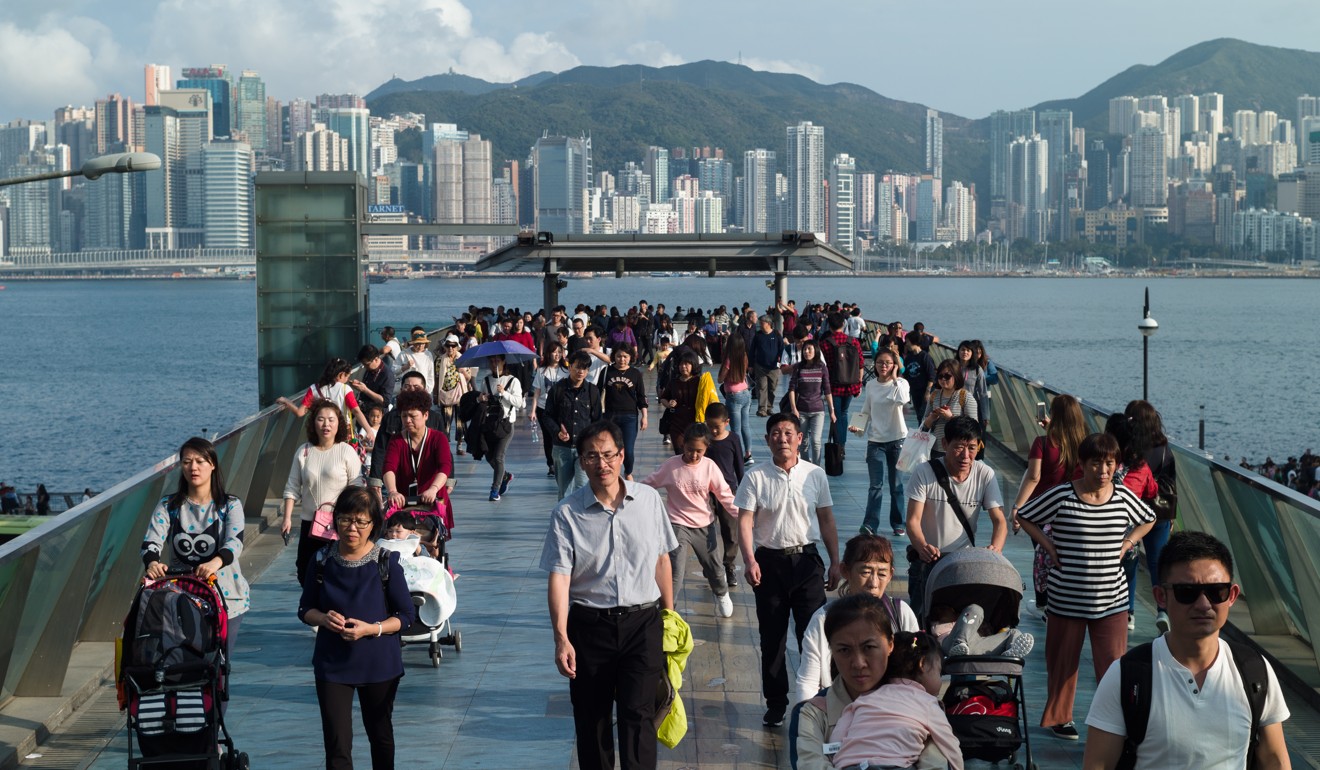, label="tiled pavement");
[65,387,1316,769]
